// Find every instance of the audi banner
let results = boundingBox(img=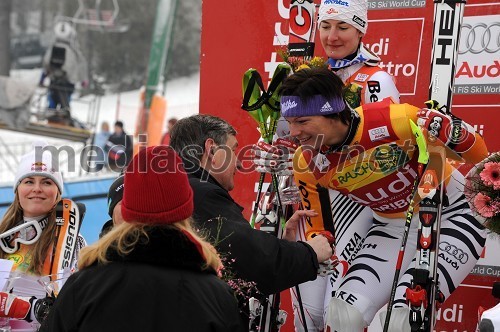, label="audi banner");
[200,0,499,331]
